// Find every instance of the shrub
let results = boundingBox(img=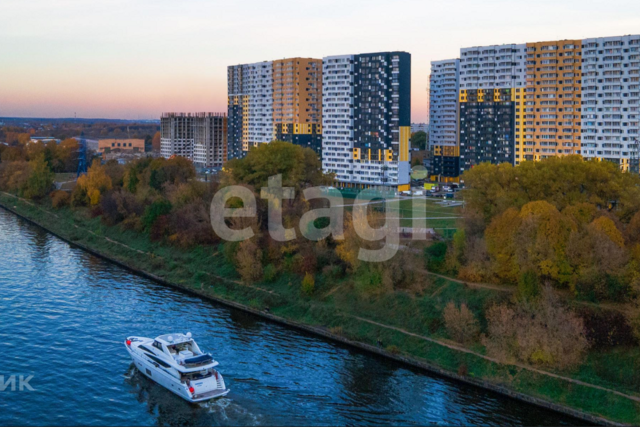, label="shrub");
[236,239,263,283]
[386,345,400,355]
[263,264,277,282]
[424,242,447,272]
[517,271,541,301]
[100,189,143,226]
[576,306,637,349]
[142,199,172,231]
[322,264,342,281]
[70,184,87,207]
[50,190,70,209]
[484,287,589,369]
[301,272,315,296]
[628,306,640,344]
[443,302,479,344]
[353,264,384,295]
[167,202,216,247]
[329,326,343,336]
[223,241,240,267]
